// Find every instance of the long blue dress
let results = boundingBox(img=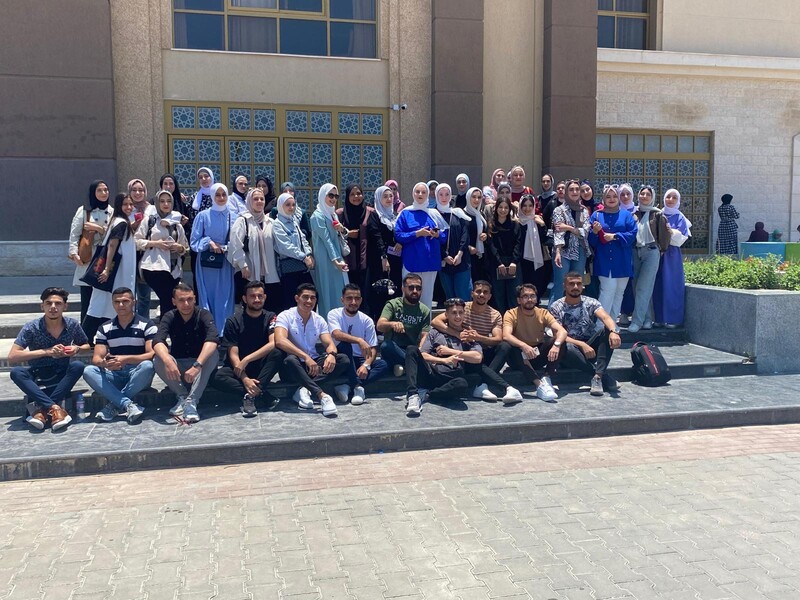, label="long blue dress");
[309,210,349,316]
[653,212,691,326]
[190,208,235,331]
